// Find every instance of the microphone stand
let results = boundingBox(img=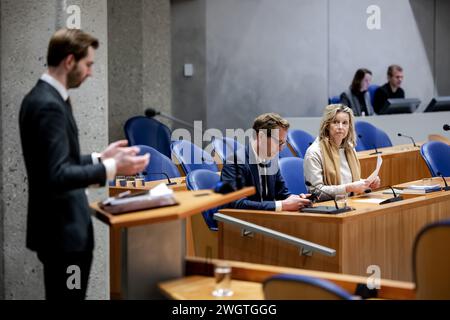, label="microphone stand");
[398,133,418,148]
[144,172,178,186]
[437,172,450,191]
[379,186,403,205]
[302,182,353,214]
